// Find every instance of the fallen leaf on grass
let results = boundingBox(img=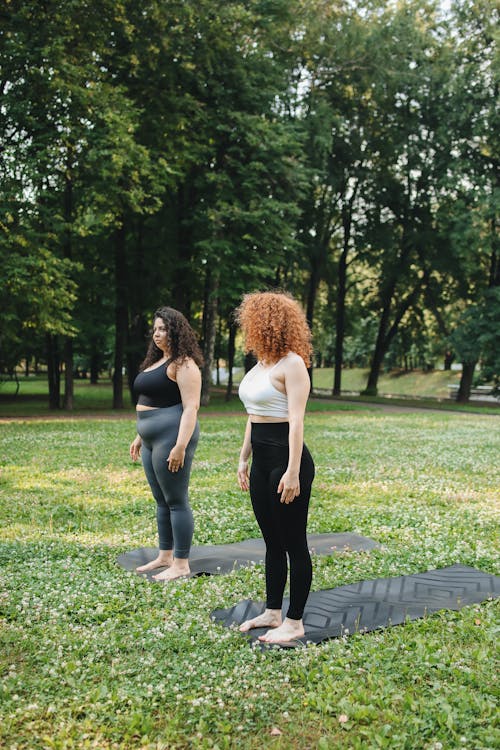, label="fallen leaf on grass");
[270,727,283,736]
